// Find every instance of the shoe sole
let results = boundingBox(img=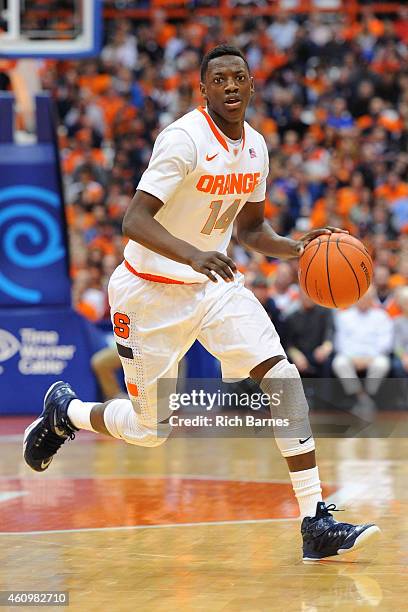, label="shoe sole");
[23,380,65,471]
[303,525,381,561]
[338,525,381,554]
